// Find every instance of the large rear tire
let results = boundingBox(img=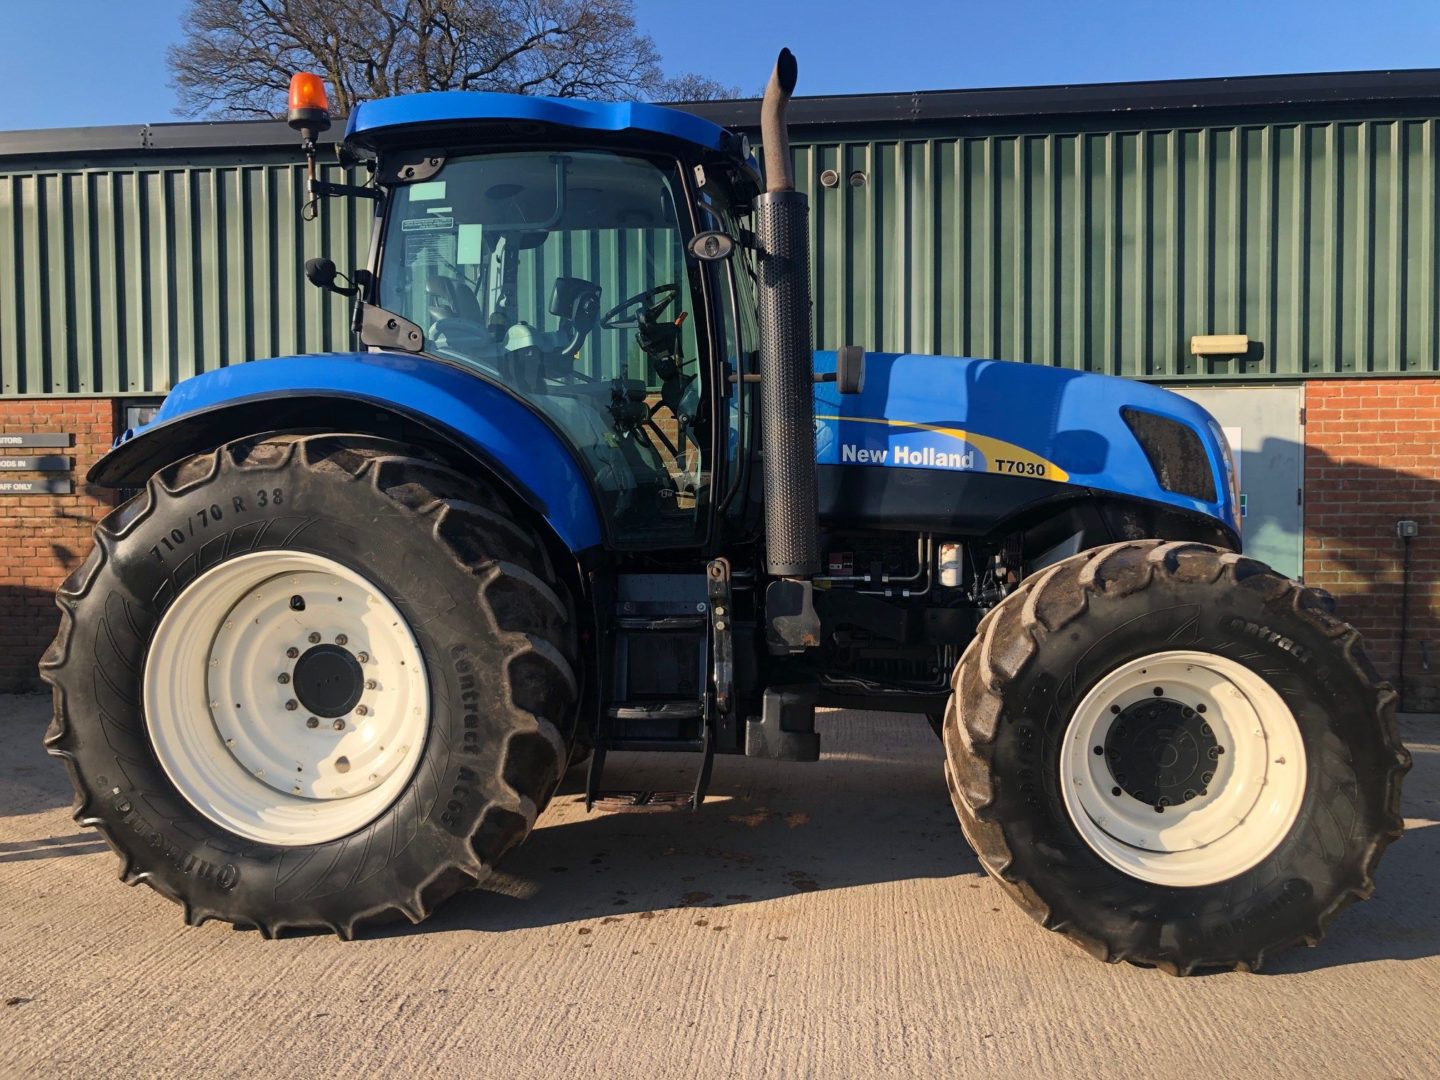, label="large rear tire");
[943,540,1410,974]
[42,434,578,937]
